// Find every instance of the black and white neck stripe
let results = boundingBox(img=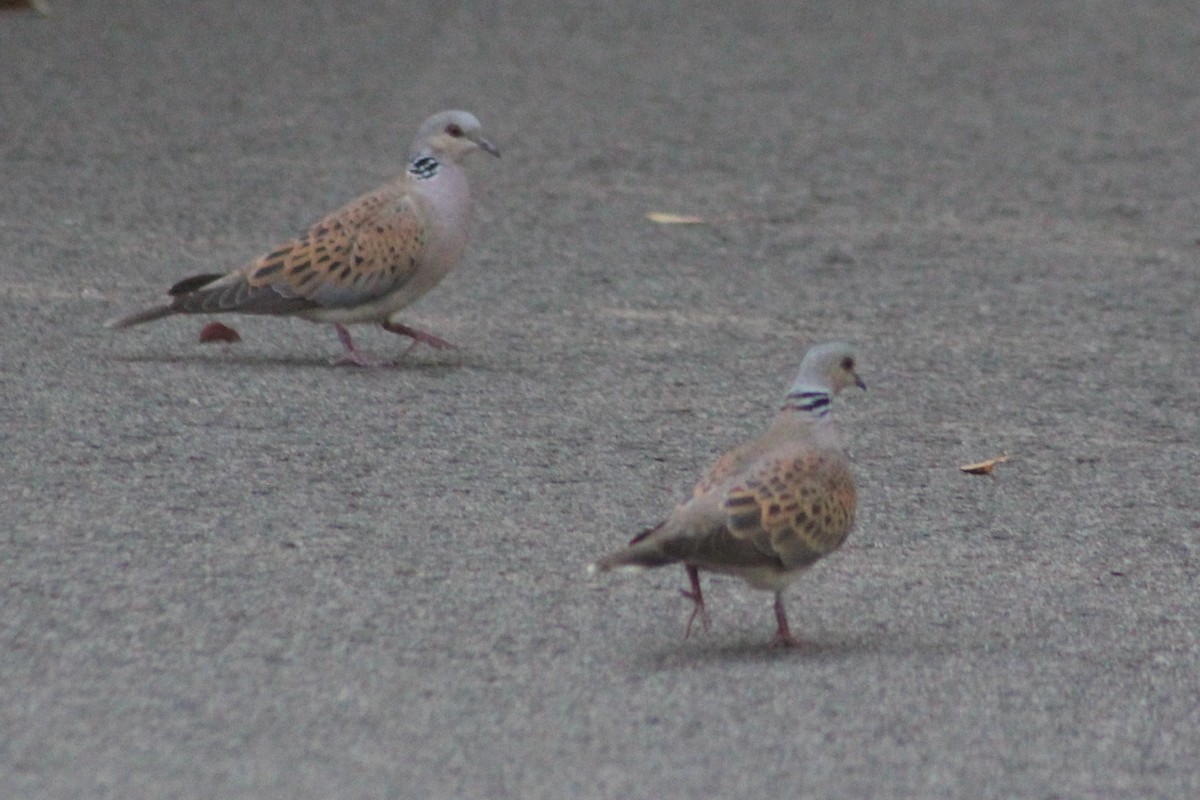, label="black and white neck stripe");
[782,390,831,419]
[408,155,441,179]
